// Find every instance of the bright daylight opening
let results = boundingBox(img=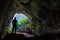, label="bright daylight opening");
[8,13,33,34]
